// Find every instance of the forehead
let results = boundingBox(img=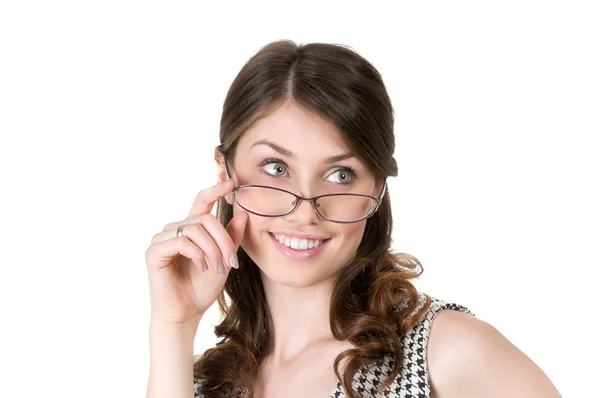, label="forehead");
[237,101,352,159]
